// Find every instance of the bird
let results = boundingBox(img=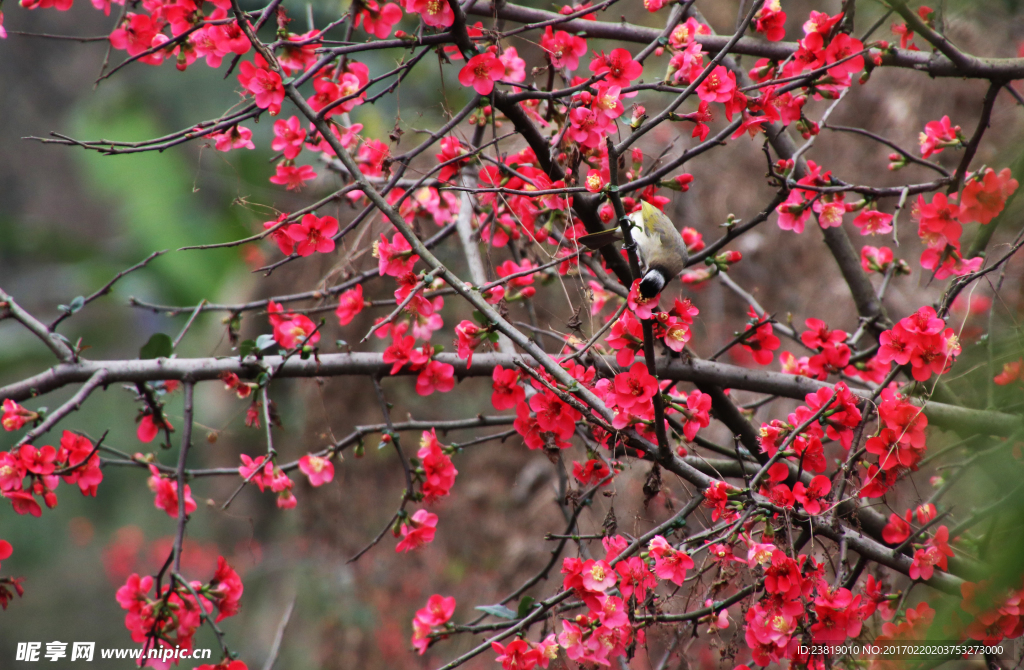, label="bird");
[577,200,689,299]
